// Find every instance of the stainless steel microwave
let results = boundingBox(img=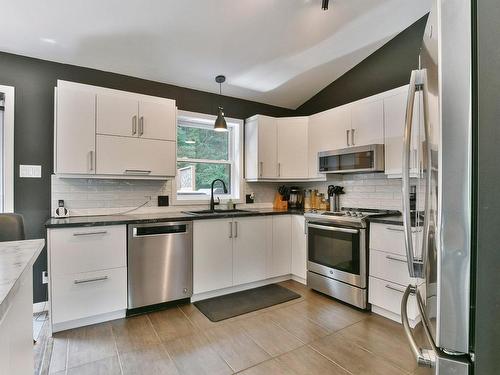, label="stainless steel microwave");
[318,144,384,174]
